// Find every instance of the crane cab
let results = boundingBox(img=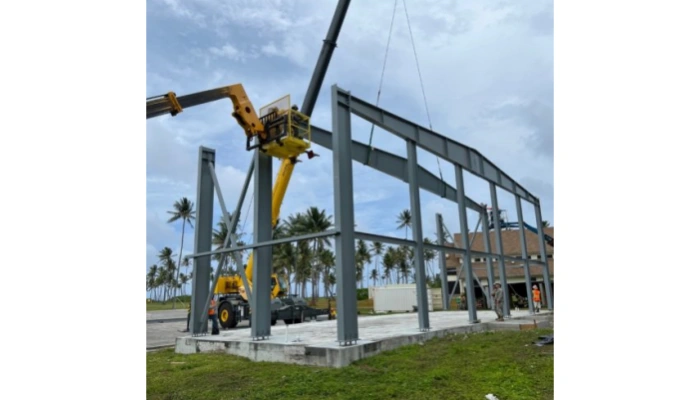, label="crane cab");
[246,95,312,160]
